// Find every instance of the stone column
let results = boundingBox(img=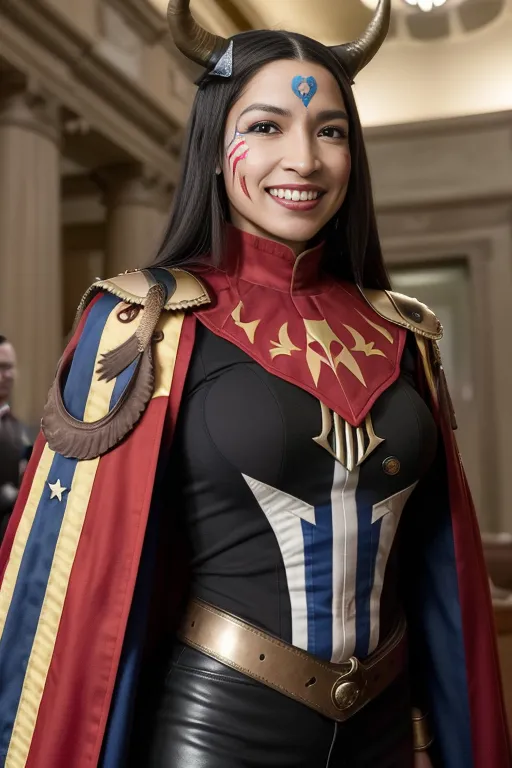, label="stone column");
[0,80,62,429]
[102,165,171,277]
